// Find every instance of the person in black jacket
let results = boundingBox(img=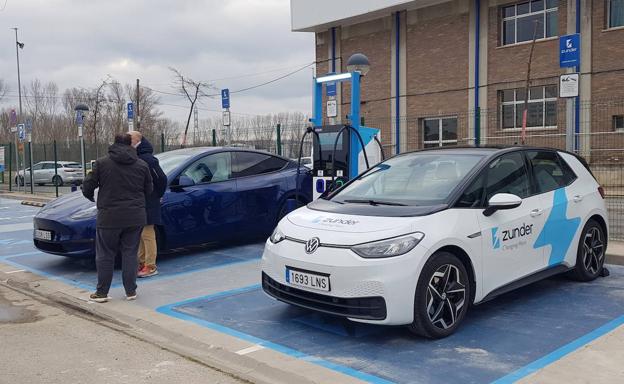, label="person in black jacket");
[130,131,167,278]
[83,133,153,302]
